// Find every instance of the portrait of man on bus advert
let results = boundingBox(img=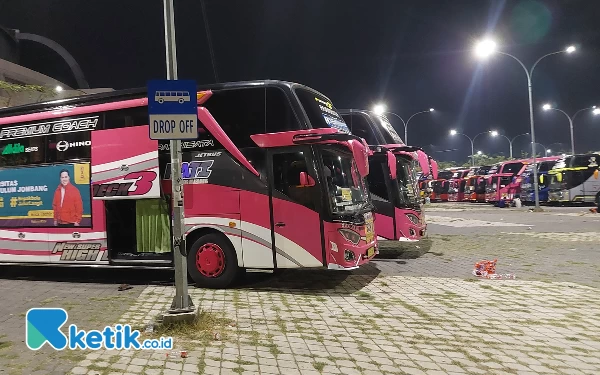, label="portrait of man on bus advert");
[52,169,84,227]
